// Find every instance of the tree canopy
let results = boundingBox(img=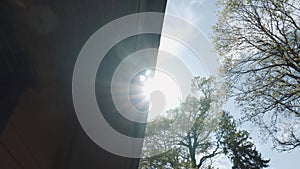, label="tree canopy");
[217,112,270,169]
[139,77,269,169]
[140,77,223,169]
[213,0,300,151]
